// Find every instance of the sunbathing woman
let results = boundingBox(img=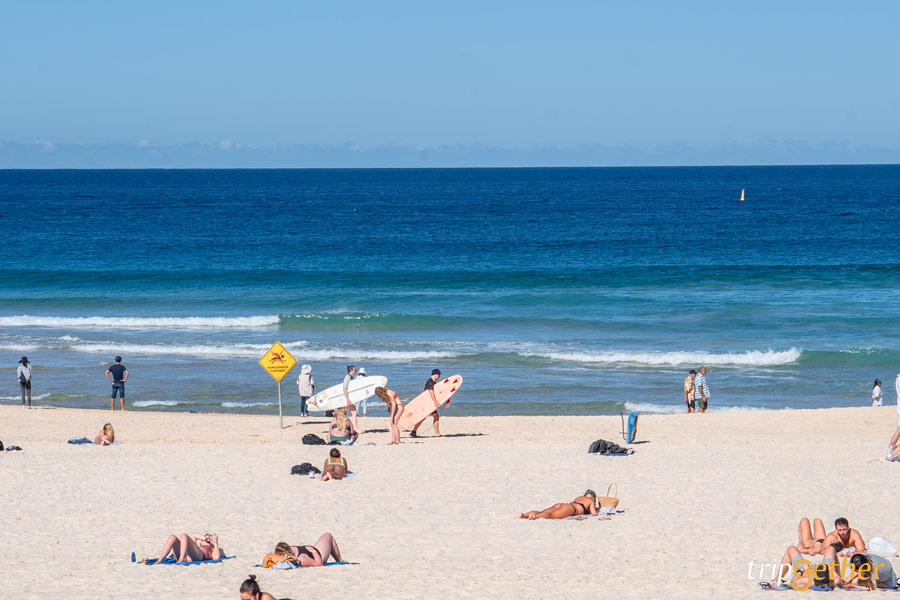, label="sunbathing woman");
[154,532,222,564]
[321,448,347,481]
[93,423,115,445]
[518,490,598,520]
[375,386,404,445]
[327,408,357,444]
[239,574,276,600]
[273,532,344,567]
